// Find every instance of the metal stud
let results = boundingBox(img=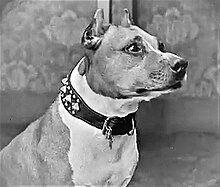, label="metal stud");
[64,95,71,102]
[72,103,80,111]
[61,78,68,85]
[60,74,82,115]
[60,86,67,93]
